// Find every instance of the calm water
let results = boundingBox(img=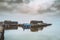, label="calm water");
[0,0,60,40]
[0,12,60,40]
